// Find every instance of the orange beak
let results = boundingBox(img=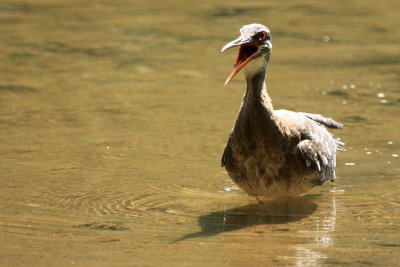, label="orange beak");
[221,38,259,85]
